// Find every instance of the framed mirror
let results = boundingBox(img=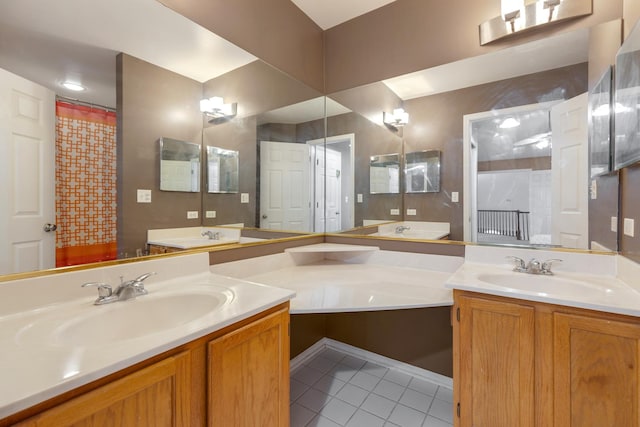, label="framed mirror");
[589,66,613,178]
[206,146,239,193]
[159,137,201,192]
[405,150,440,193]
[370,154,400,194]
